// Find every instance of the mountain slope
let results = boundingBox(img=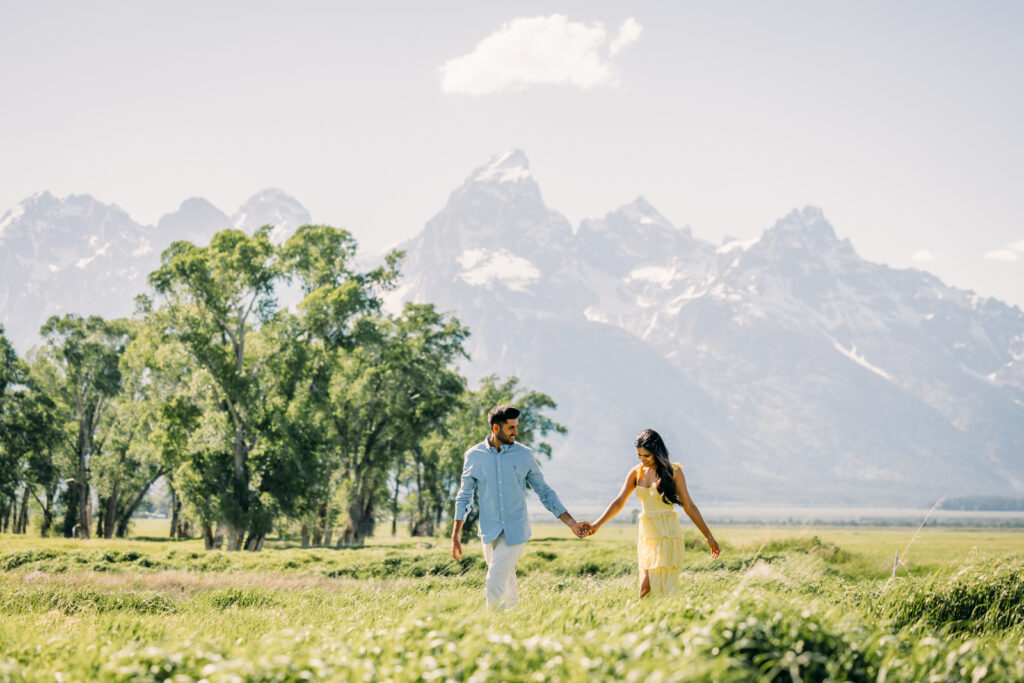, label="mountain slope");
[396,152,1024,504]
